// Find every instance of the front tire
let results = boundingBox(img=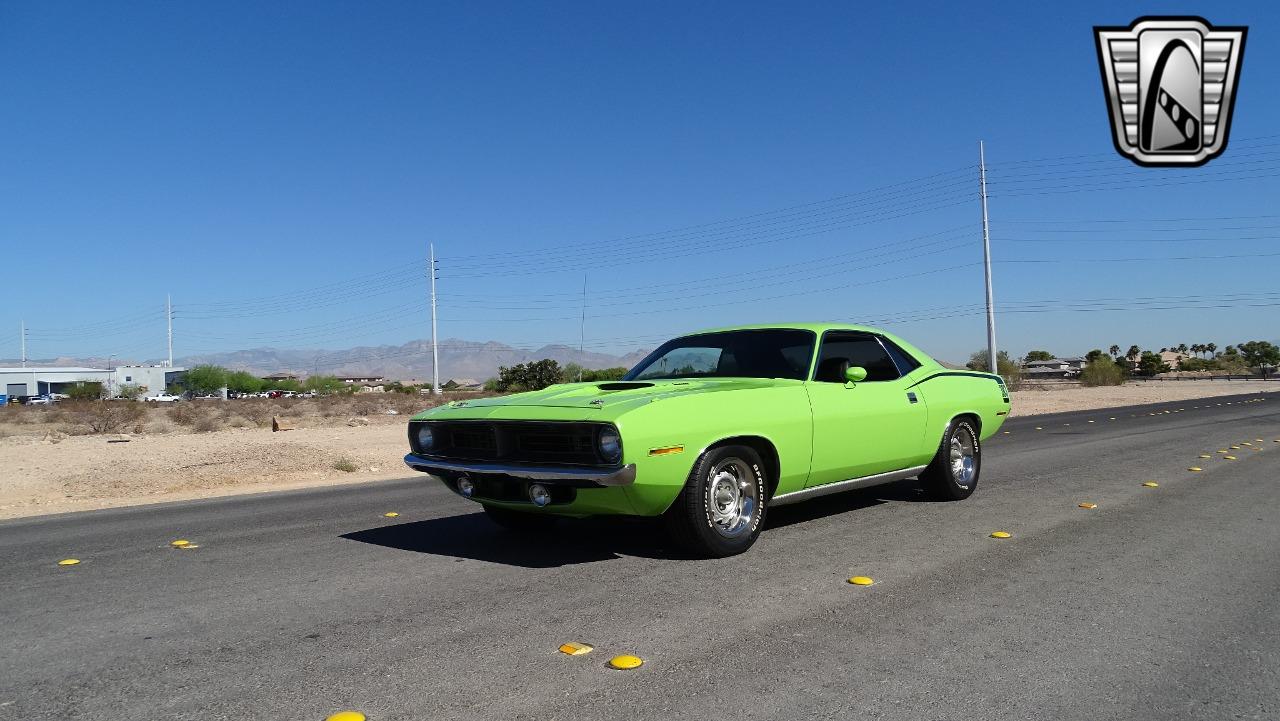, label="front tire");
[482,504,558,533]
[664,444,768,558]
[919,418,981,501]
